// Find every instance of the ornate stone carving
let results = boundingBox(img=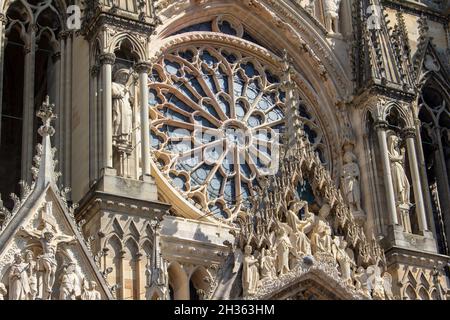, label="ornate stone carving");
[242,245,259,296]
[341,150,363,216]
[8,252,31,300]
[81,280,102,300]
[387,134,412,232]
[18,214,77,299]
[323,0,342,33]
[59,261,81,300]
